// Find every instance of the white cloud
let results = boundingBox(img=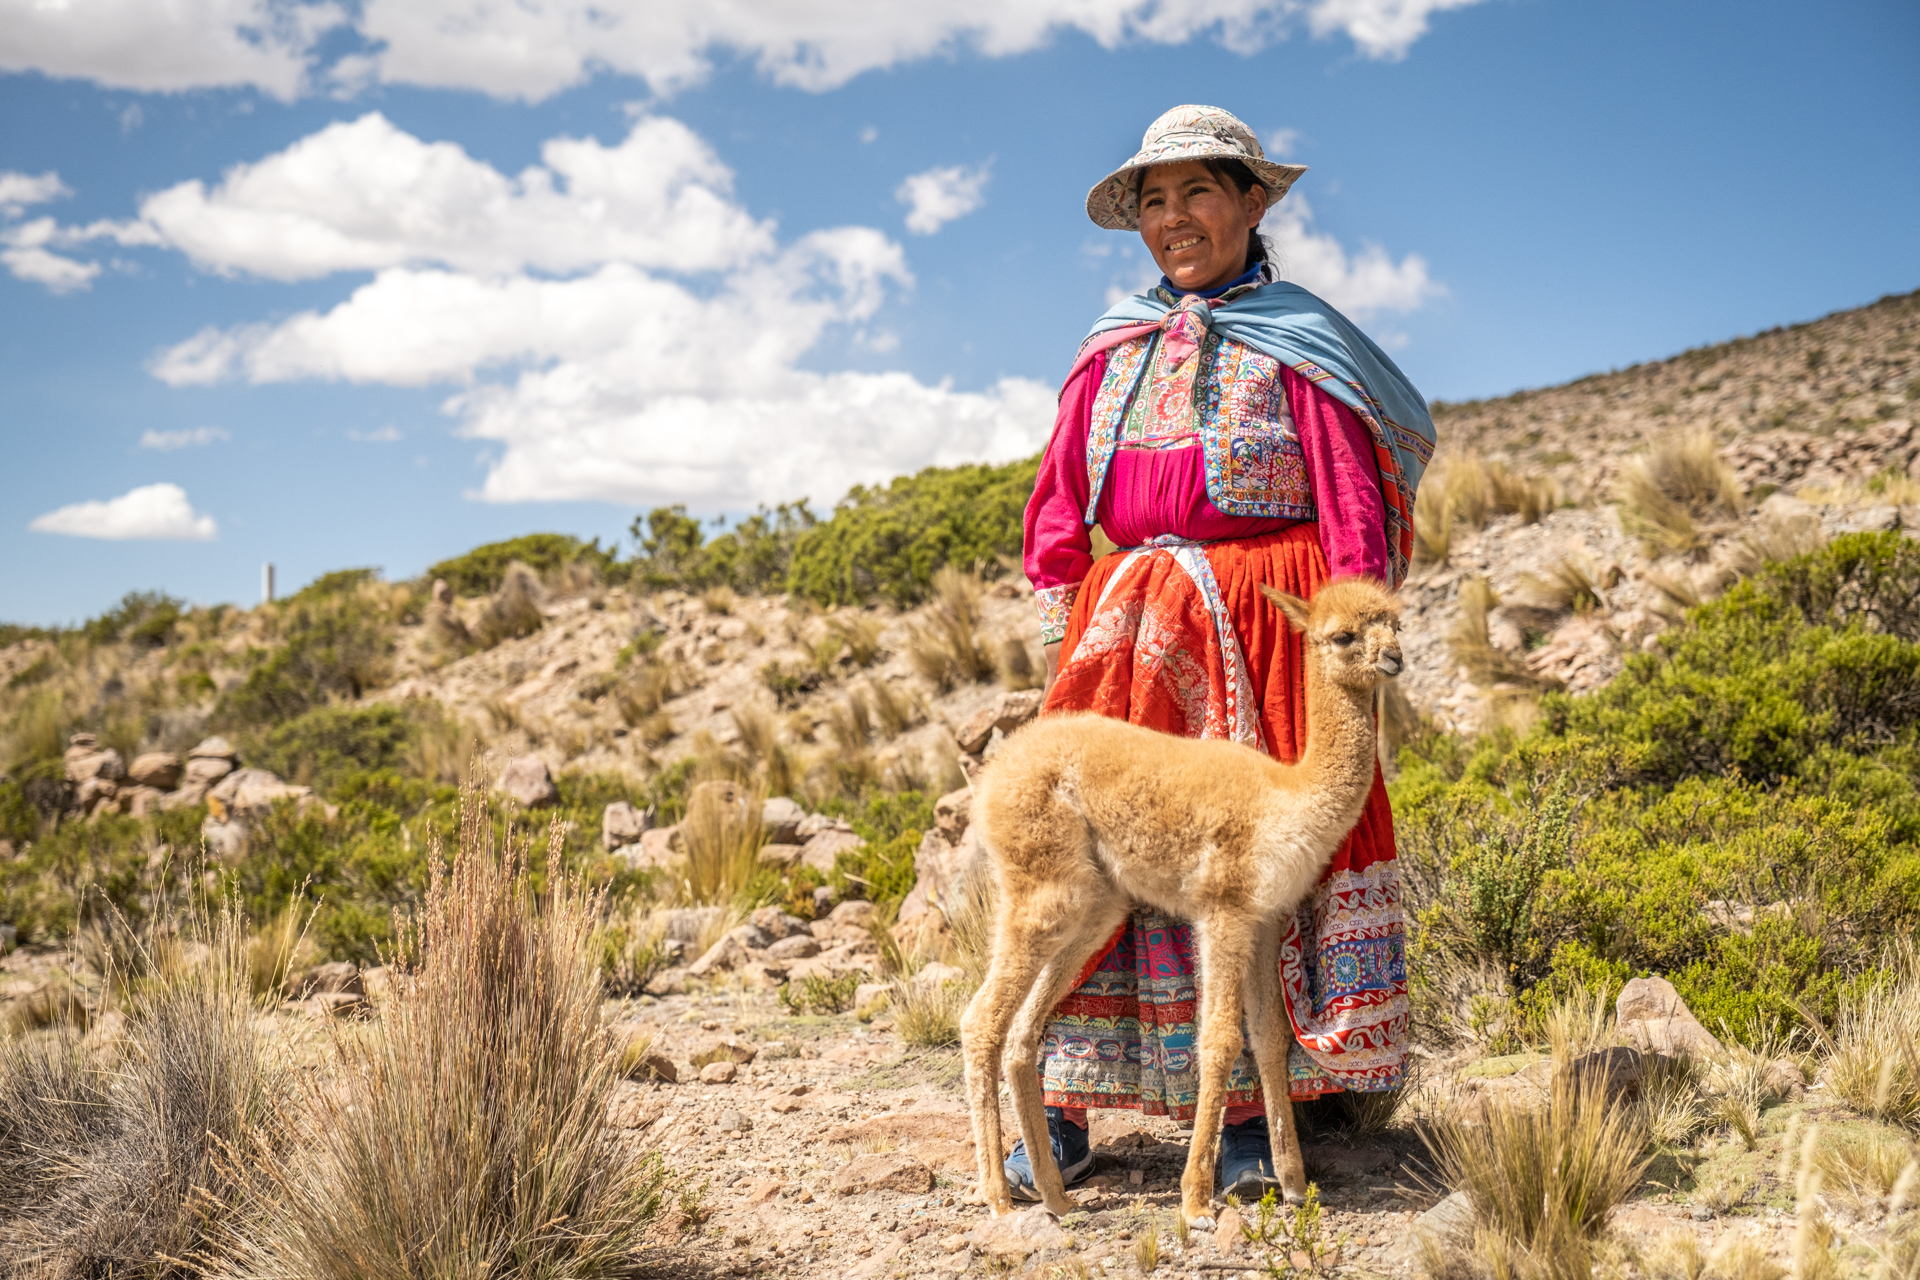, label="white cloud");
[0,171,69,216]
[348,425,403,441]
[1304,0,1481,60]
[1264,127,1301,158]
[1262,193,1441,318]
[0,0,1481,102]
[139,425,229,449]
[133,112,770,282]
[29,483,218,540]
[0,0,344,99]
[896,162,991,235]
[2,211,162,292]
